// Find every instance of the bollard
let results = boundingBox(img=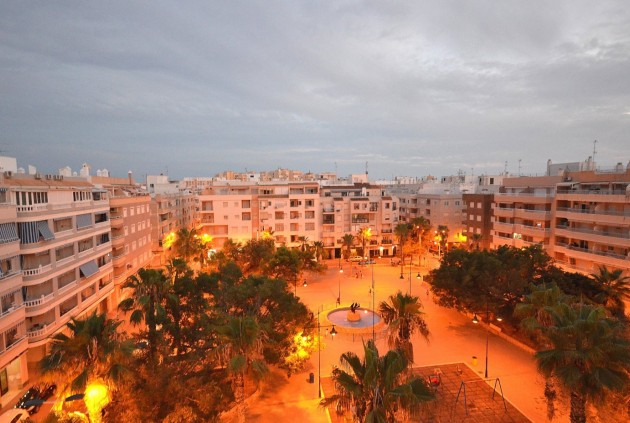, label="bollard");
[309,372,315,383]
[472,356,478,367]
